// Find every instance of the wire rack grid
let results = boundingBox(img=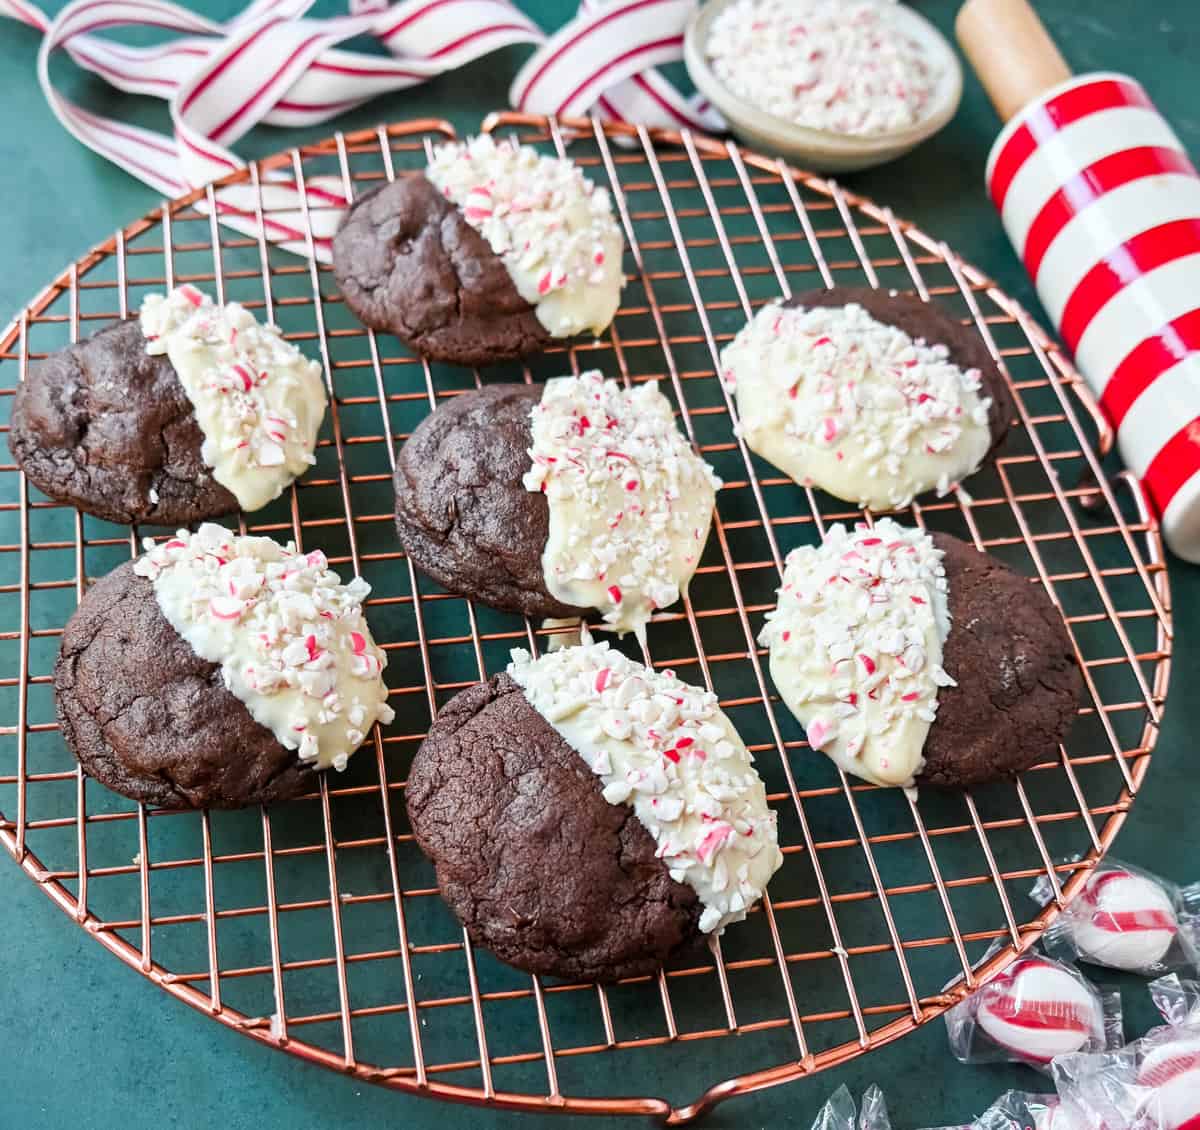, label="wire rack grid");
[0,113,1172,1123]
